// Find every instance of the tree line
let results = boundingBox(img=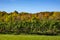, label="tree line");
[0,11,60,35]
